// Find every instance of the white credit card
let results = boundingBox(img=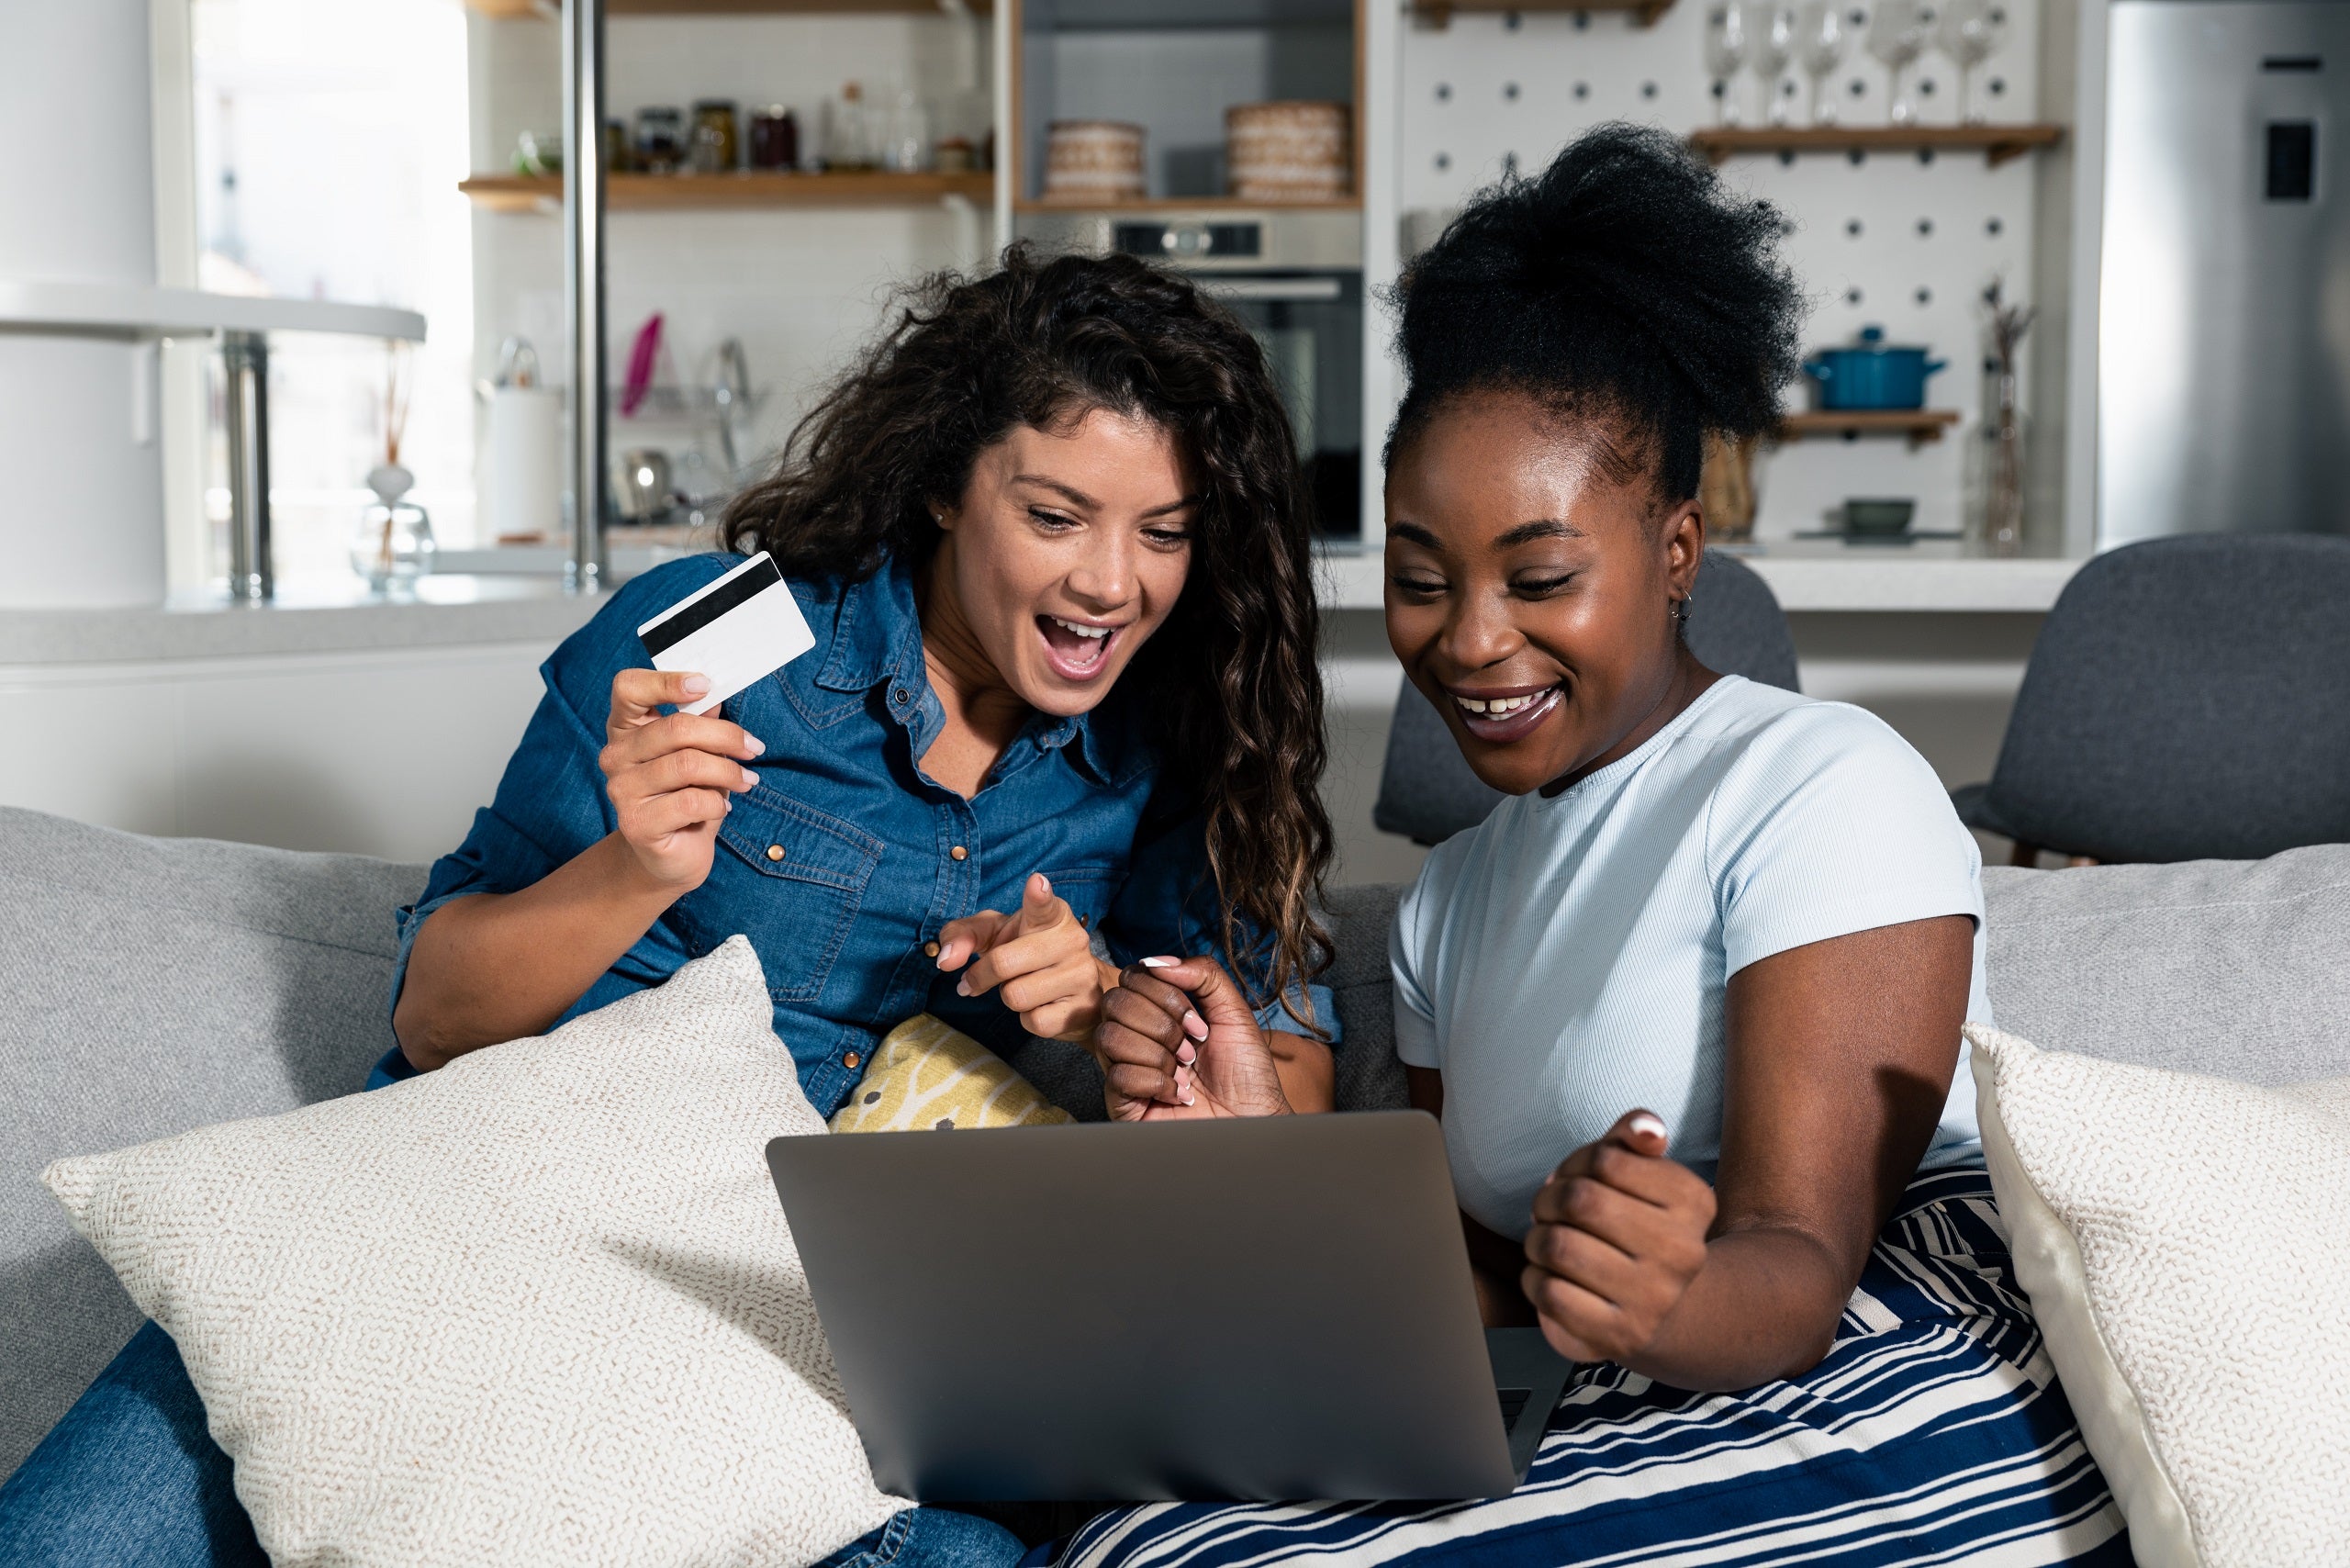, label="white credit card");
[636,551,816,716]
